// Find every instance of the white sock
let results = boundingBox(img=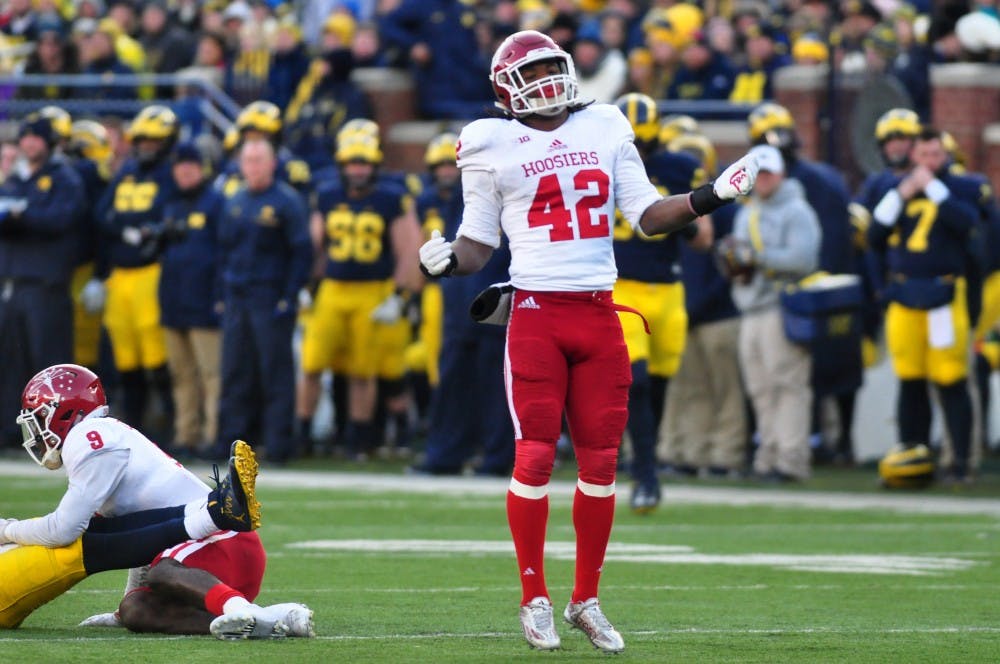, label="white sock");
[184,499,205,517]
[222,596,256,615]
[183,500,218,539]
